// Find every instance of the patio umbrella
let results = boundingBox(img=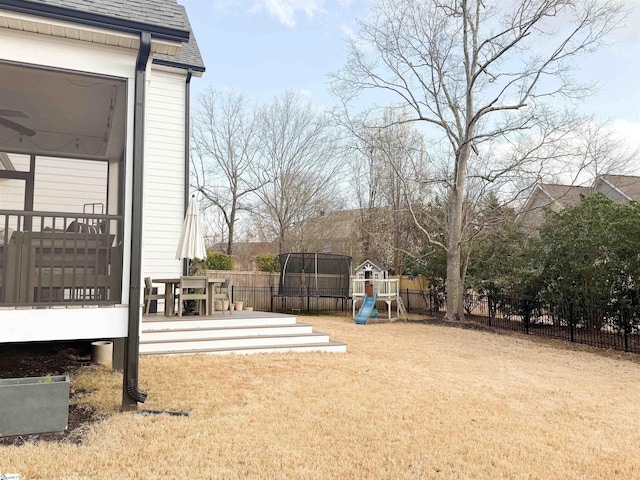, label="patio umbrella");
[176,195,207,260]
